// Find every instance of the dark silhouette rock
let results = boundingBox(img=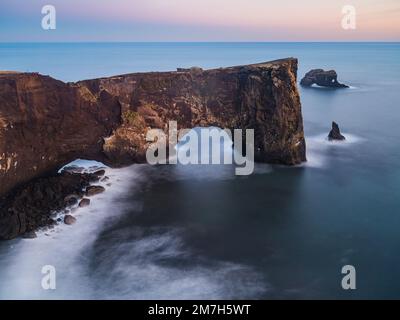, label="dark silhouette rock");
[300,69,349,88]
[328,122,346,141]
